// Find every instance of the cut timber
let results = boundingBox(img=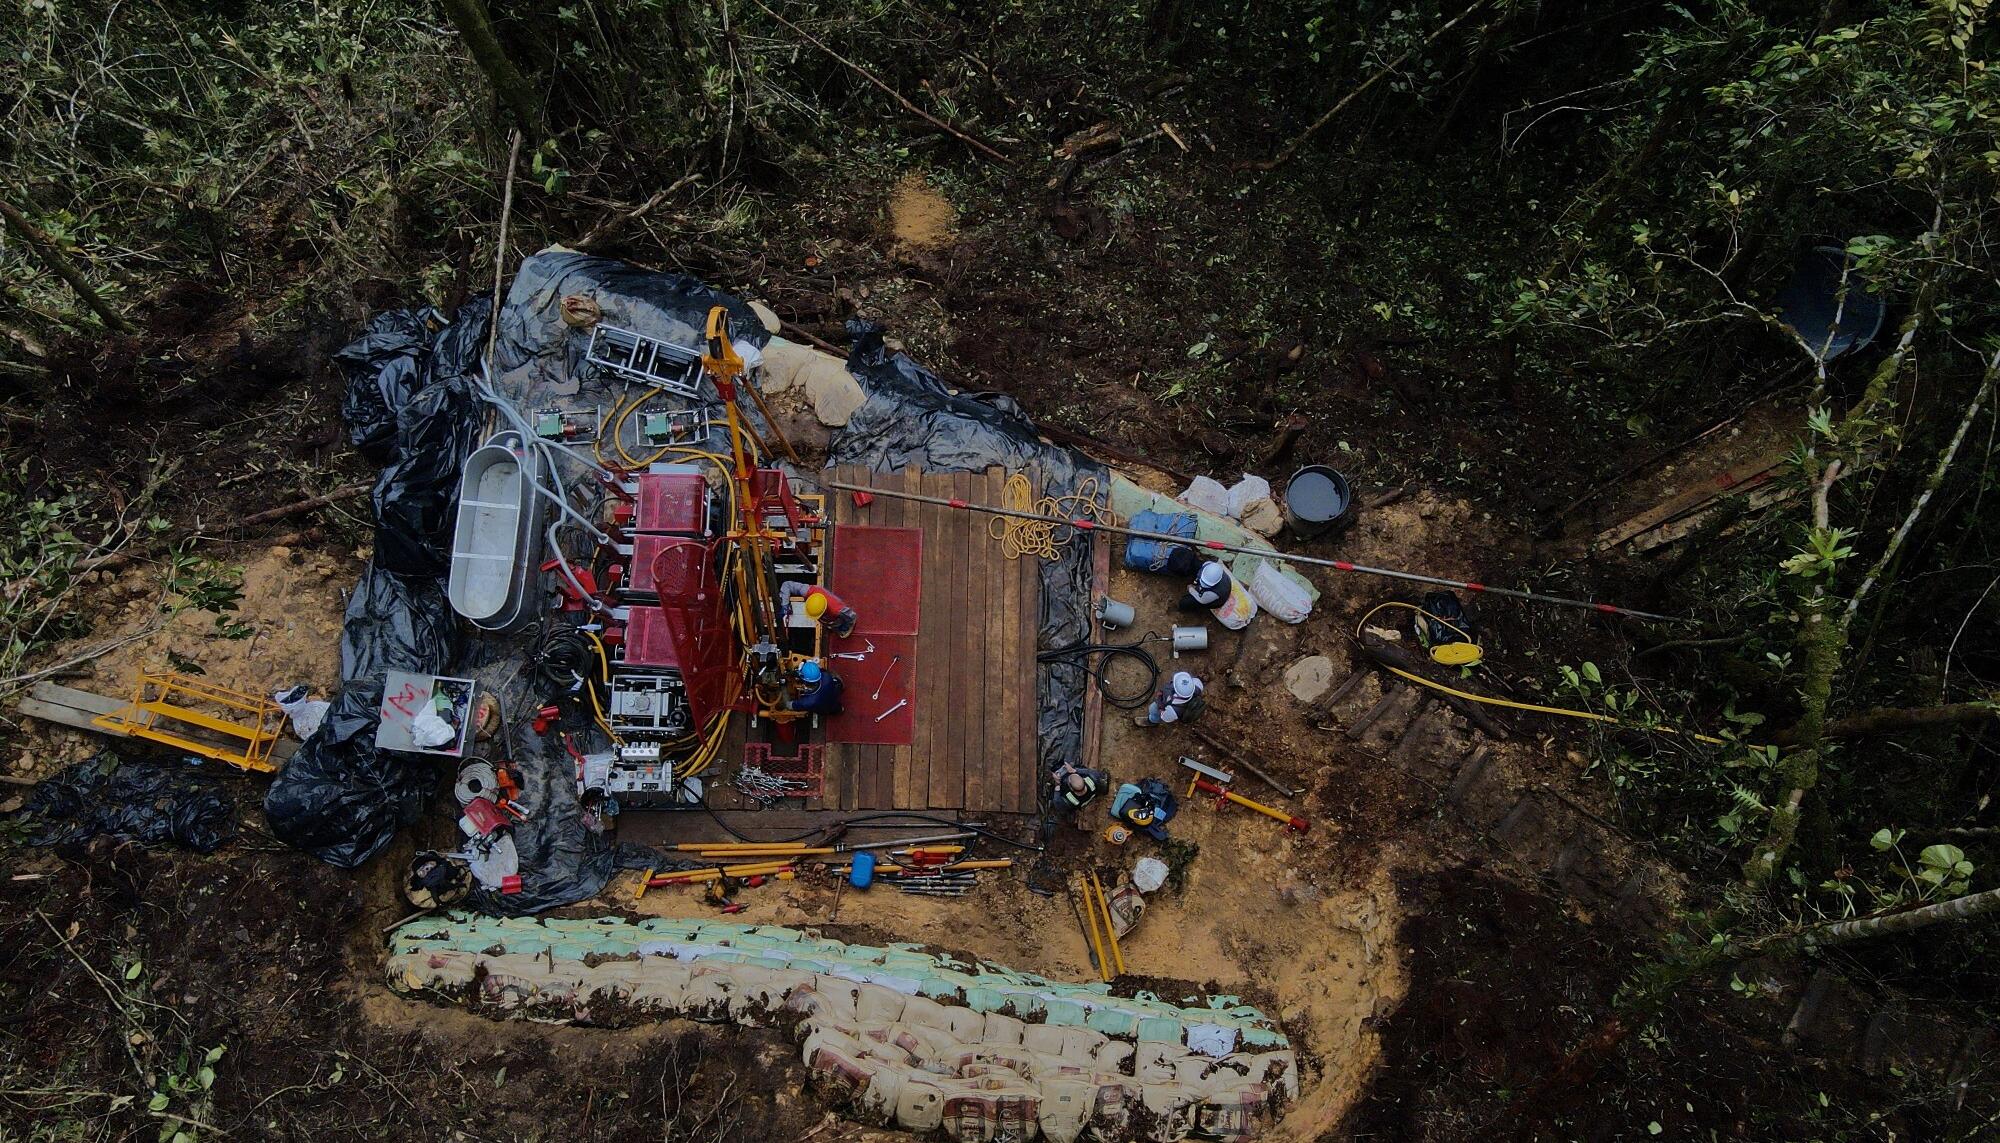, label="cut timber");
[1310,669,1366,725]
[1592,448,1789,552]
[1345,684,1406,741]
[1445,743,1492,806]
[18,681,301,765]
[1628,479,1797,554]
